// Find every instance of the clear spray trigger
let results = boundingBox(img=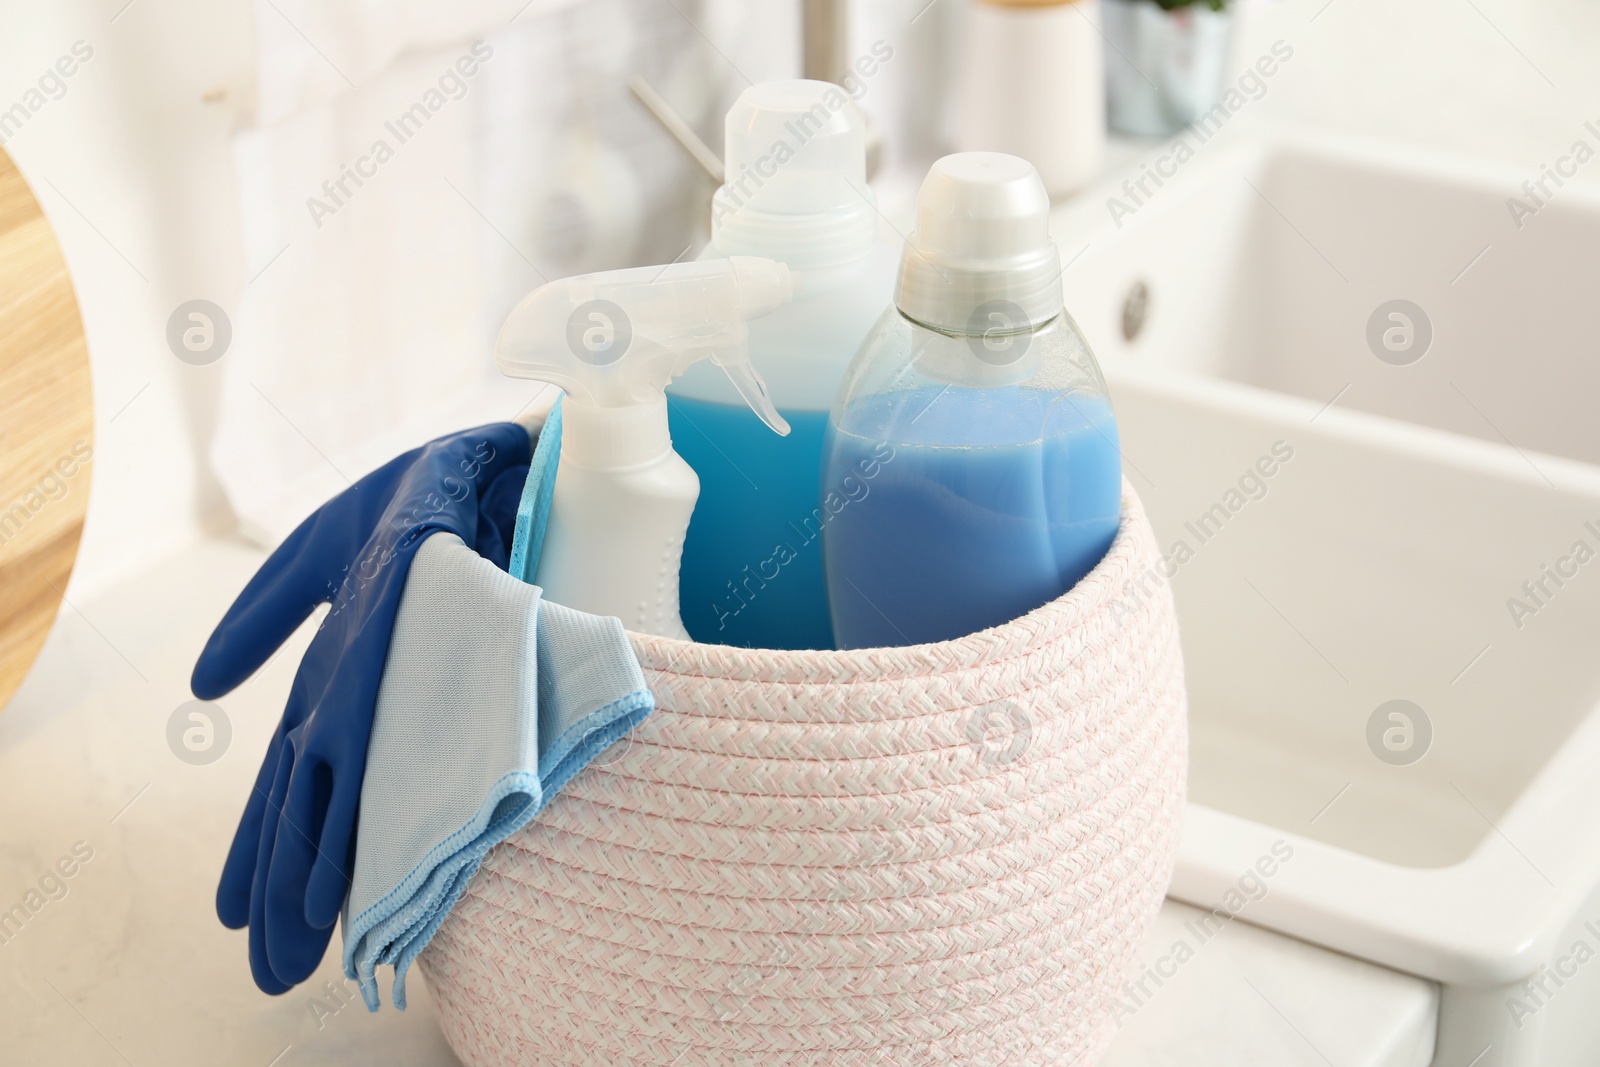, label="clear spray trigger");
[715,352,790,436]
[496,255,796,466]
